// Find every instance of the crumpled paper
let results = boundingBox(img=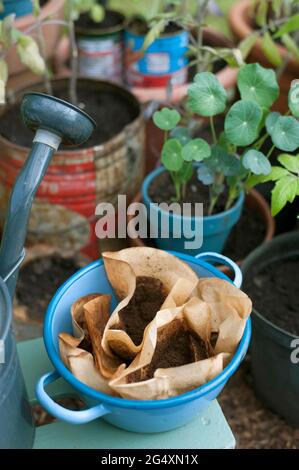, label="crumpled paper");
[58,247,252,400]
[101,247,199,361]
